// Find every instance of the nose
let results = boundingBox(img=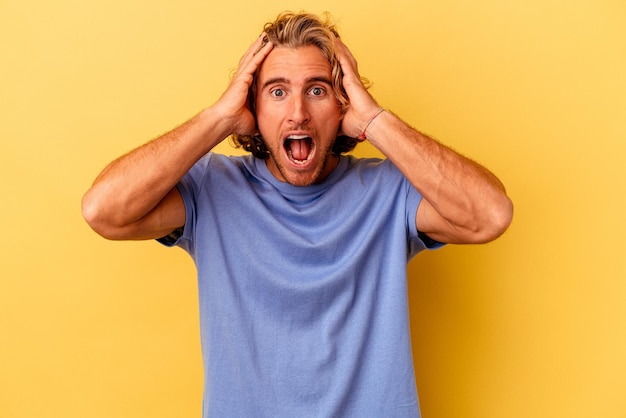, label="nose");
[288,95,310,125]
